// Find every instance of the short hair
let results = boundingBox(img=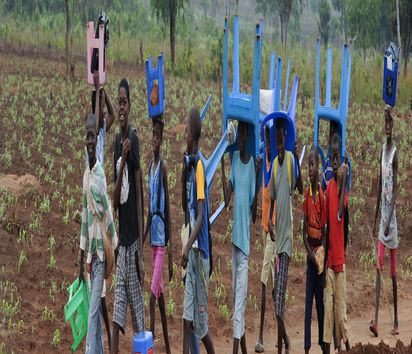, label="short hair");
[309,145,319,164]
[91,89,104,114]
[86,112,96,131]
[188,108,201,142]
[152,116,164,137]
[118,78,130,103]
[331,132,341,152]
